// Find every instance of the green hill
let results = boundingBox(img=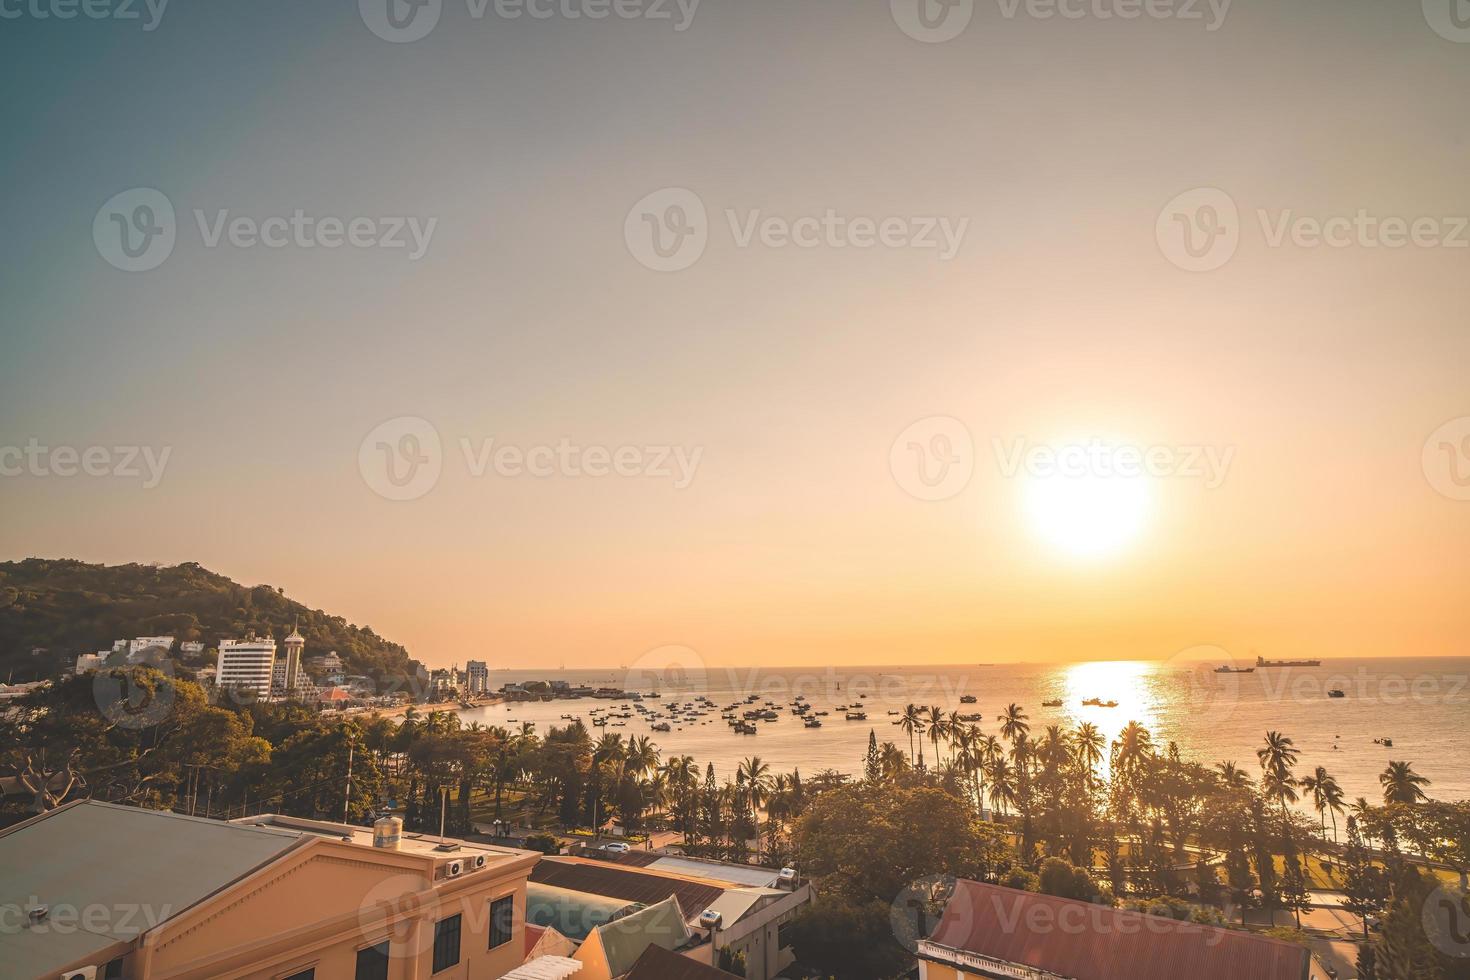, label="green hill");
[0,558,419,683]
